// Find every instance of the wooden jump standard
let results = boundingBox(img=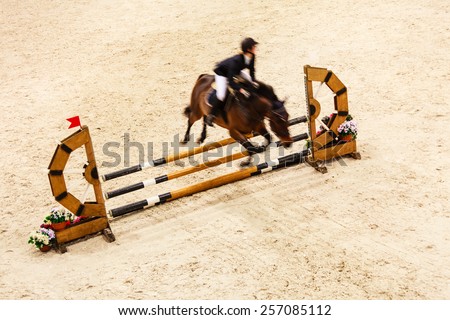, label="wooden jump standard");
[48,126,115,252]
[101,115,306,182]
[110,149,309,218]
[303,65,360,172]
[105,132,308,199]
